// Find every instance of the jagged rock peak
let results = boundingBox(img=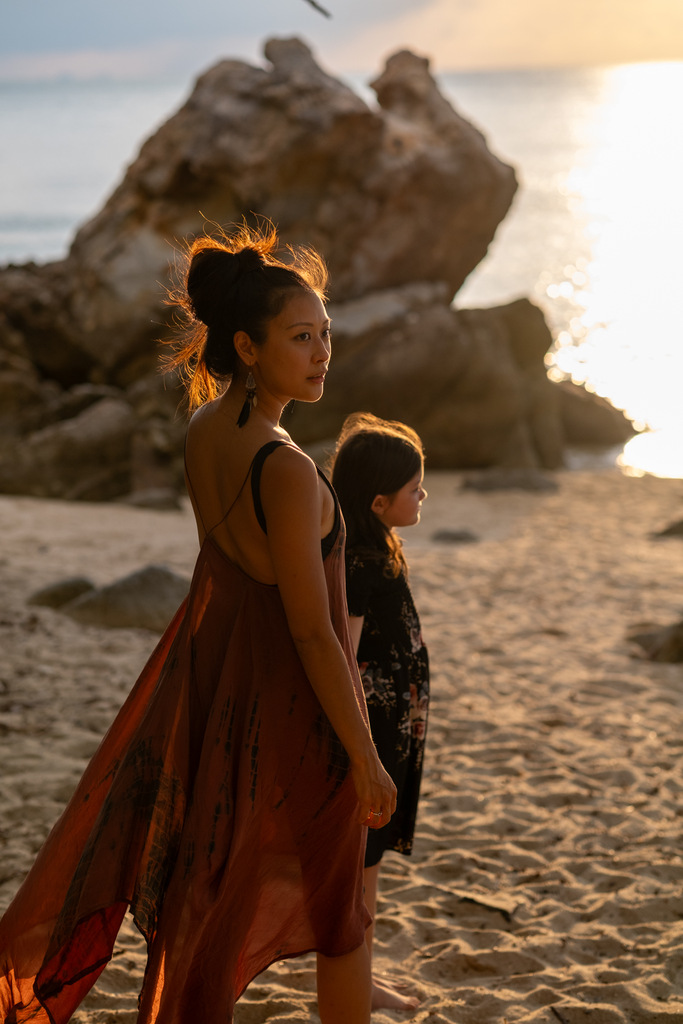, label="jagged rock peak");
[263,36,358,94]
[372,49,483,140]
